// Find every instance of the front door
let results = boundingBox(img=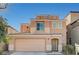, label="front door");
[51,38,58,51]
